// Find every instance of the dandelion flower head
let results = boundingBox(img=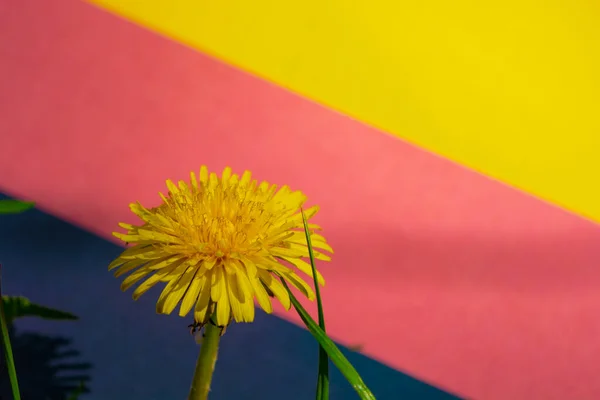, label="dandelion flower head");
[109,166,332,327]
